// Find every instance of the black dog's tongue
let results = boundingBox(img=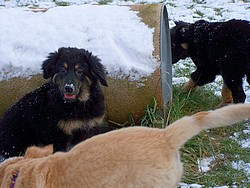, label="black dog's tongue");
[64,94,76,100]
